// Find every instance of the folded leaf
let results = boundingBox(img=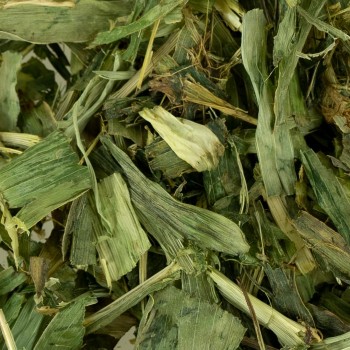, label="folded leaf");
[139,106,225,172]
[241,9,283,196]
